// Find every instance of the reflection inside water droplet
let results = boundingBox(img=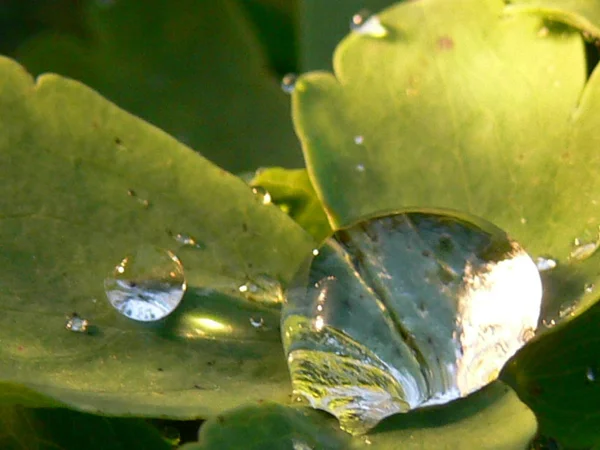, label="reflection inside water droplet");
[281,73,297,94]
[282,211,542,434]
[104,246,186,321]
[65,313,89,333]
